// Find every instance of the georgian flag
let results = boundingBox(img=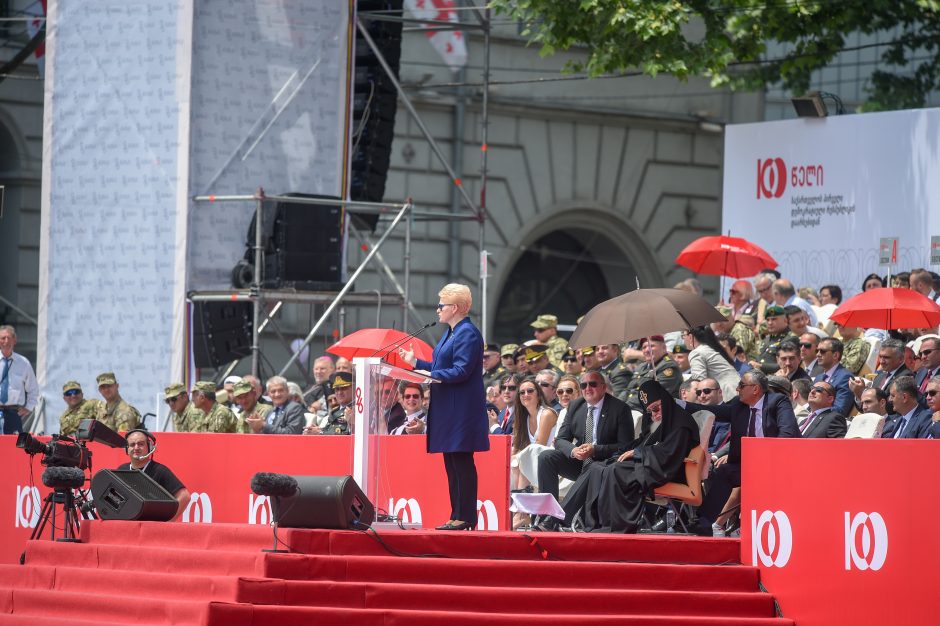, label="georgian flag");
[404,0,467,73]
